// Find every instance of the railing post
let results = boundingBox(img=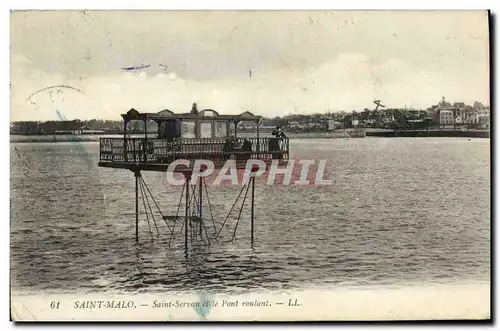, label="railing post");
[133,139,136,163]
[124,138,128,163]
[257,137,262,159]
